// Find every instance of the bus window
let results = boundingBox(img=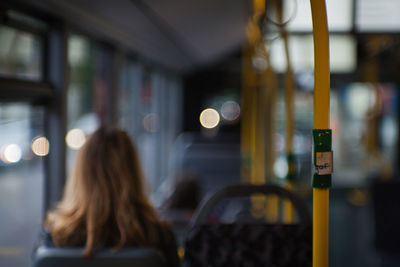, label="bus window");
[0,103,44,267]
[66,35,115,174]
[0,25,43,80]
[118,62,183,194]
